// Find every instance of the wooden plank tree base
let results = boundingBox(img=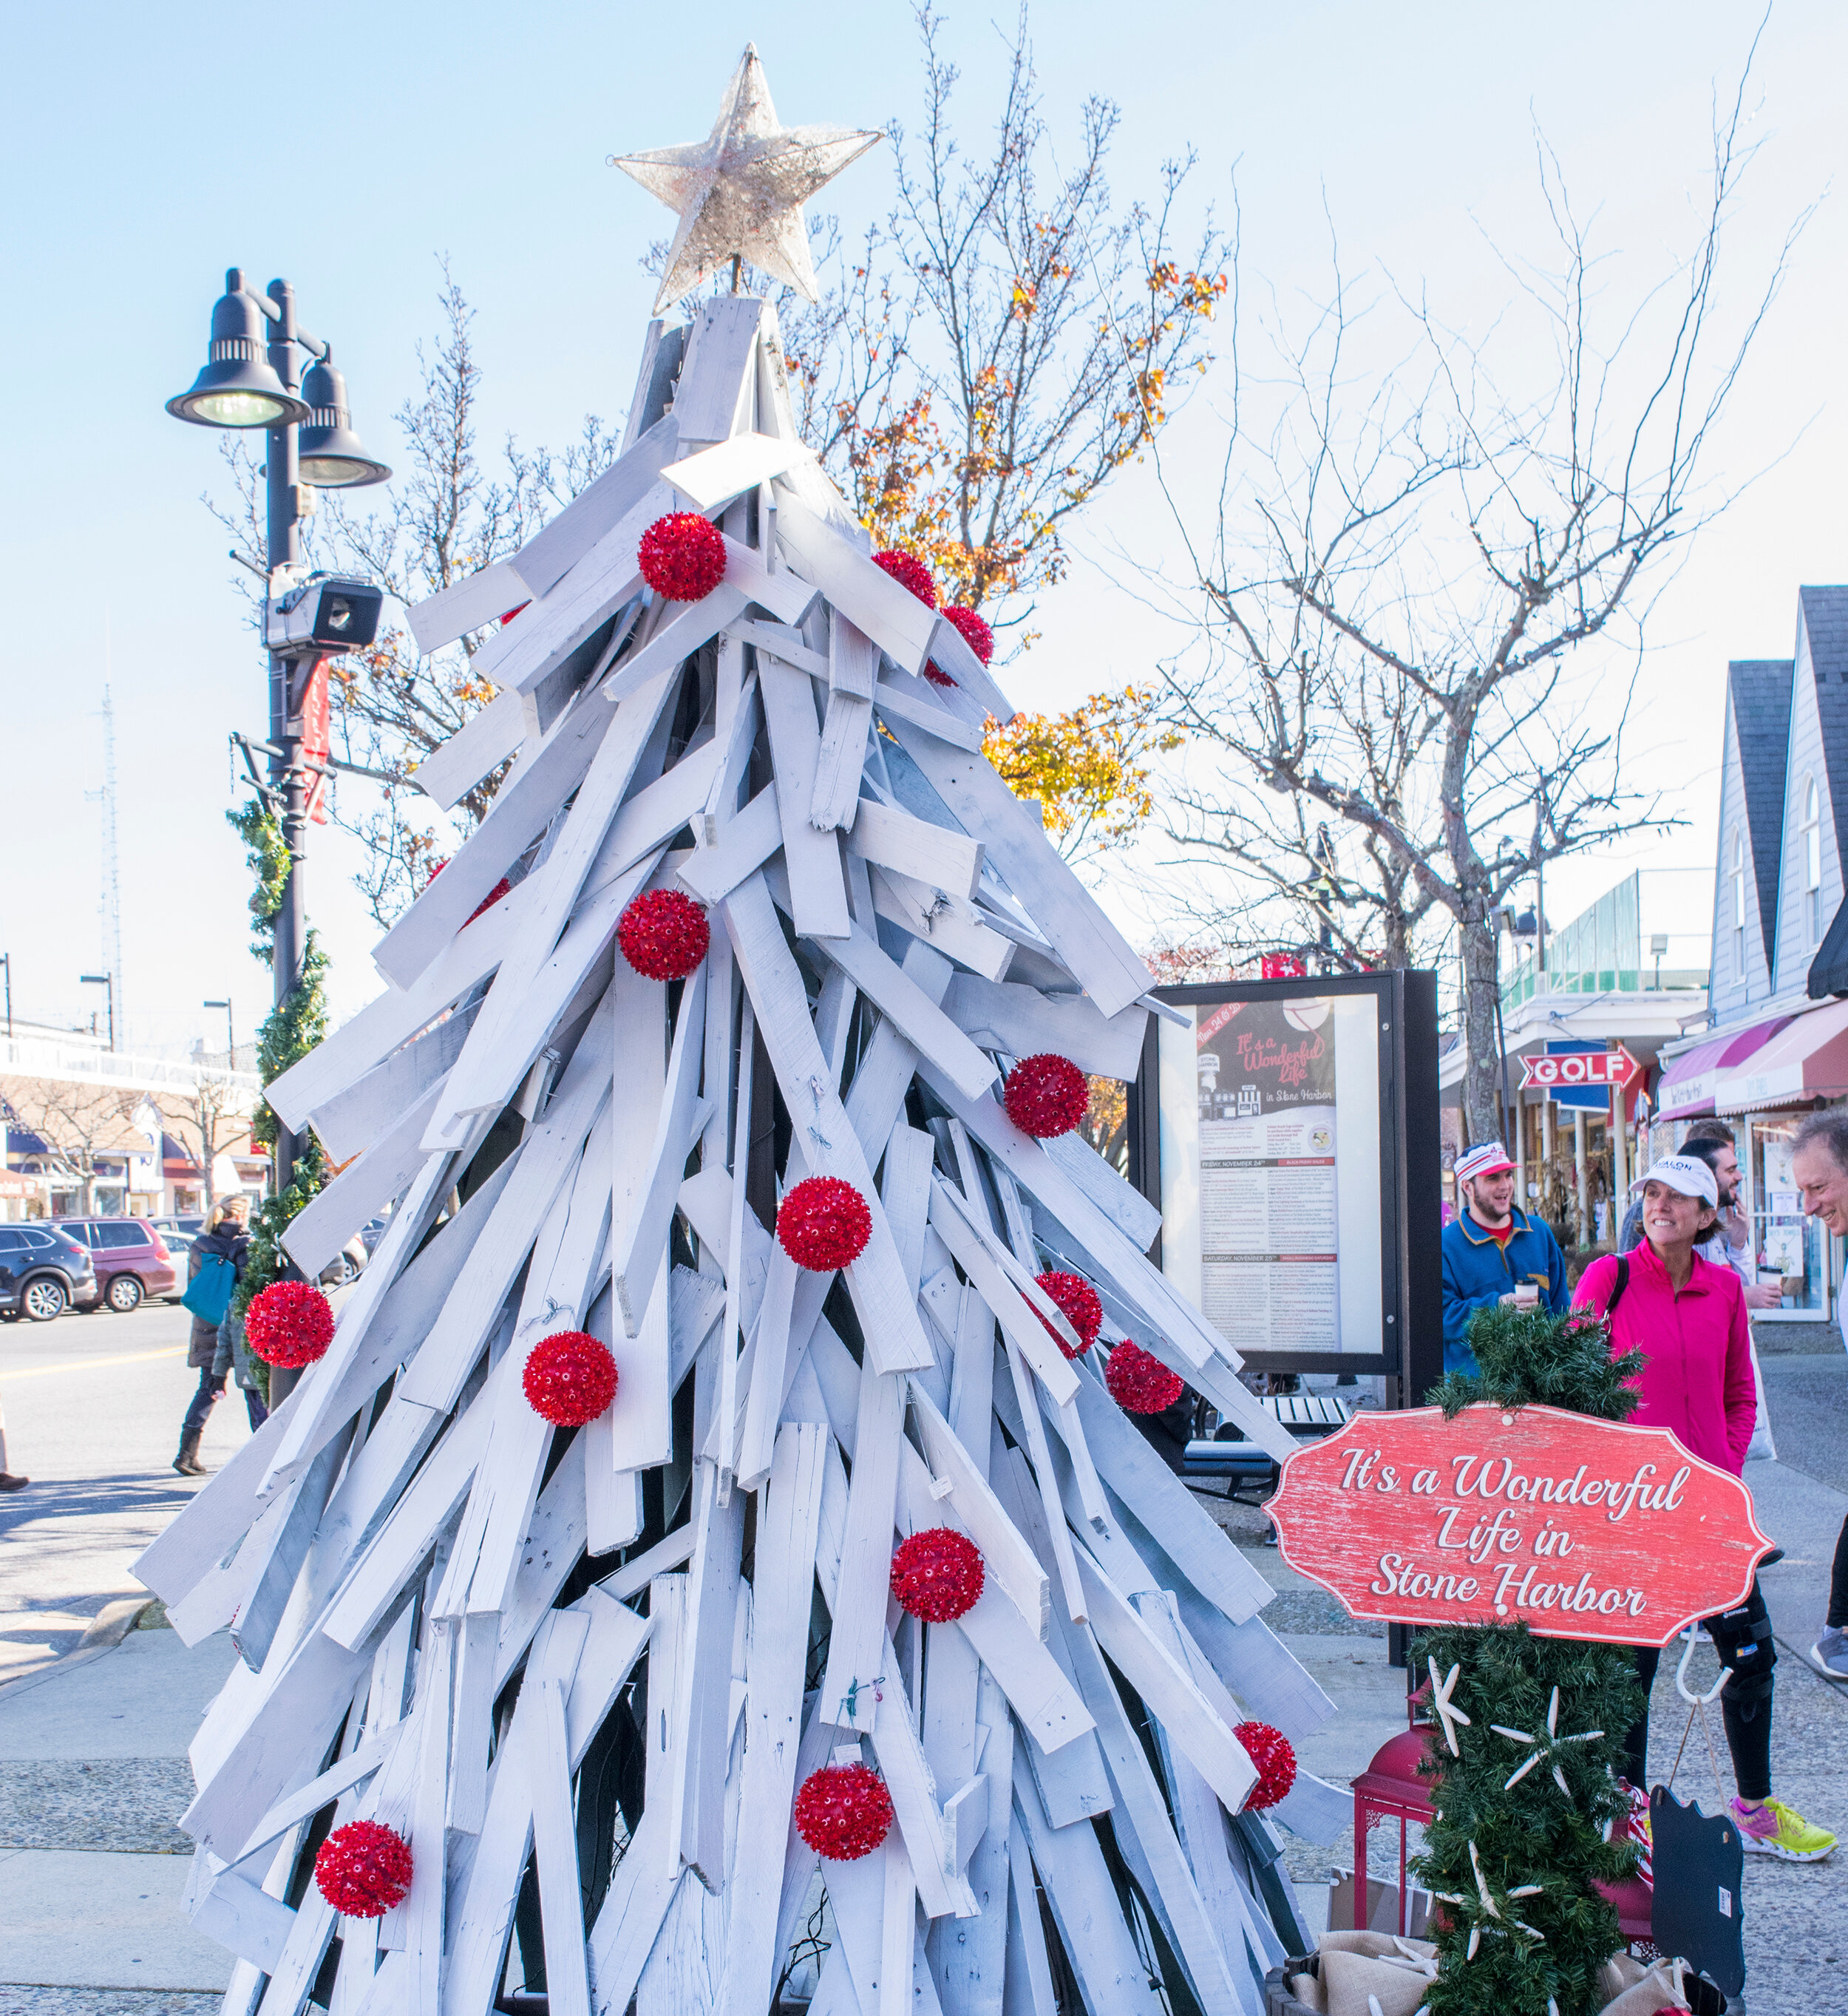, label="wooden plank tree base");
[142,106,1341,2012]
